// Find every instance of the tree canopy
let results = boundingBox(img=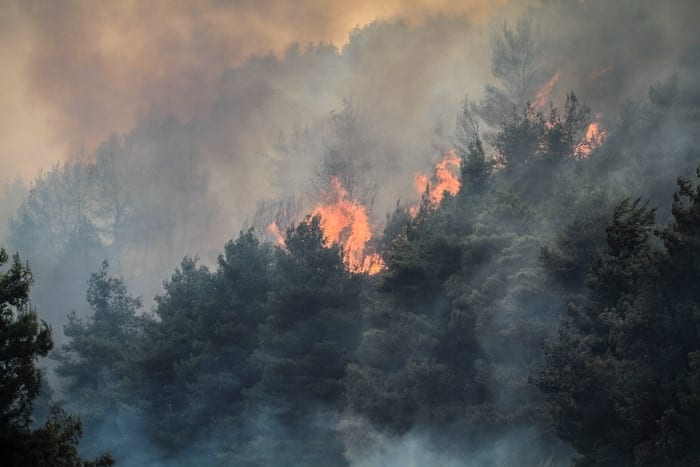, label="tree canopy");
[0,249,113,466]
